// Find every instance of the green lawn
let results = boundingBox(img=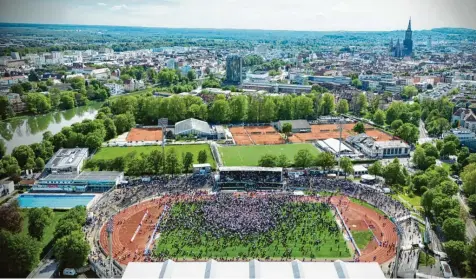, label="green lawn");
[21,210,66,252]
[219,143,319,166]
[155,201,350,260]
[392,193,422,211]
[94,144,216,168]
[351,230,374,250]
